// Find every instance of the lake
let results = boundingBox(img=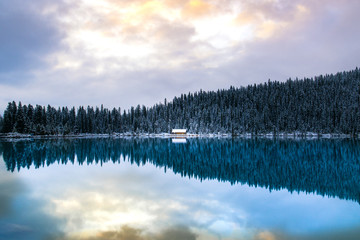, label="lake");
[0,138,359,240]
